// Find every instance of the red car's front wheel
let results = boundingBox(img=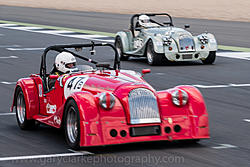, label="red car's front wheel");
[64,99,81,149]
